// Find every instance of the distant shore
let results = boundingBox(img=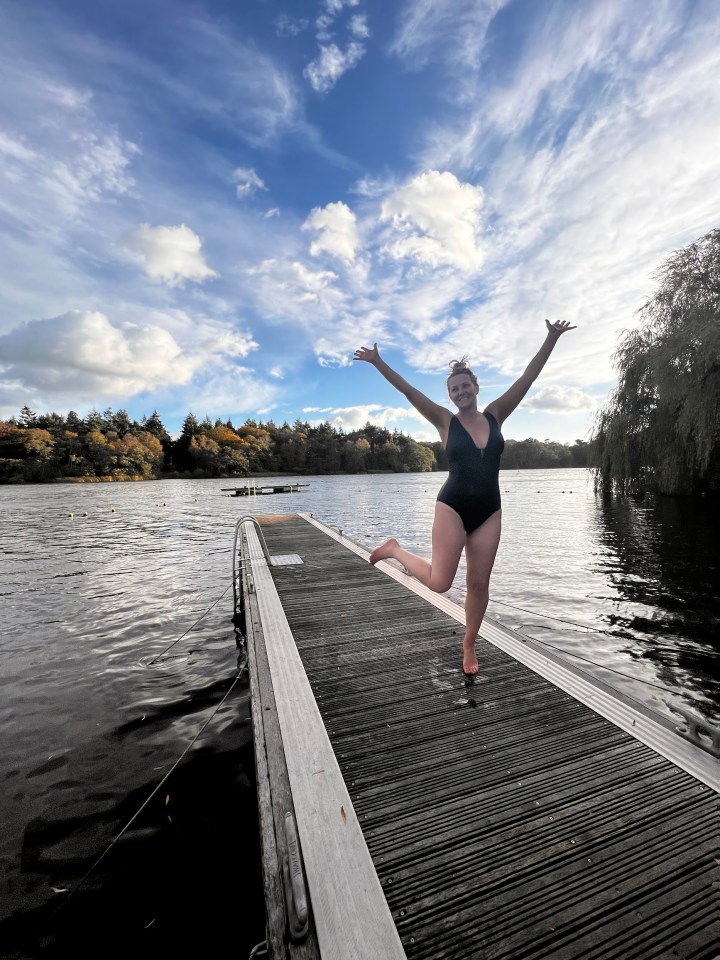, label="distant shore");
[0,465,593,486]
